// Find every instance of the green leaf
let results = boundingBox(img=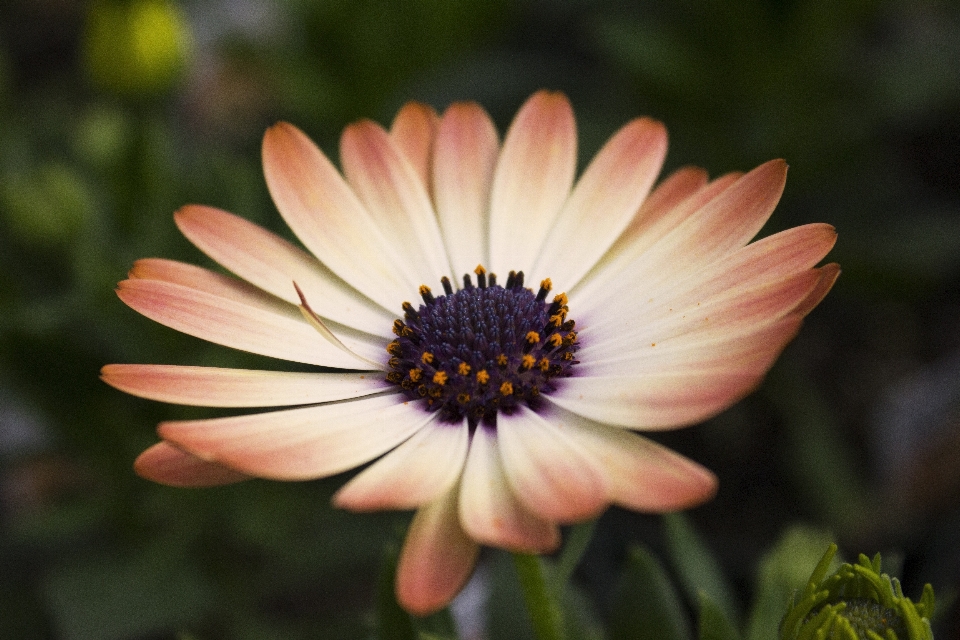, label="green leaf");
[664,512,740,626]
[745,527,836,640]
[609,545,692,640]
[553,520,597,594]
[698,591,742,640]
